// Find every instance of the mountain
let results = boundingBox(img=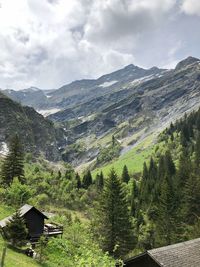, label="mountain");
[0,91,66,161]
[2,64,166,116]
[2,57,200,168]
[3,87,50,109]
[48,56,200,167]
[46,64,165,109]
